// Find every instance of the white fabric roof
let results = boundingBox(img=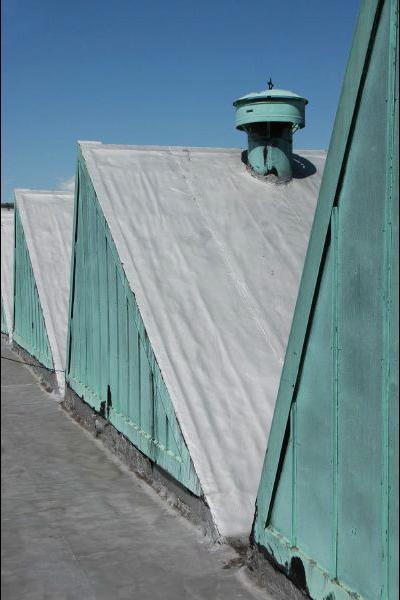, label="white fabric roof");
[80,142,326,540]
[1,207,15,337]
[14,190,74,392]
